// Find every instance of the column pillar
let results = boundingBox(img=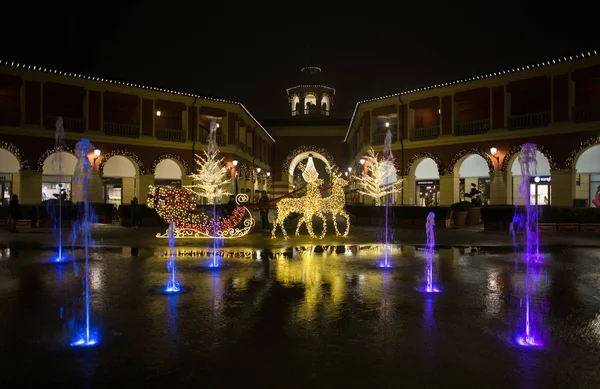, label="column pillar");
[100,91,104,133]
[439,175,459,206]
[39,82,44,126]
[121,177,136,205]
[88,173,103,204]
[84,89,90,132]
[550,169,575,206]
[403,175,414,205]
[550,75,555,123]
[489,171,508,205]
[137,174,154,204]
[568,72,574,121]
[18,170,42,204]
[504,85,510,128]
